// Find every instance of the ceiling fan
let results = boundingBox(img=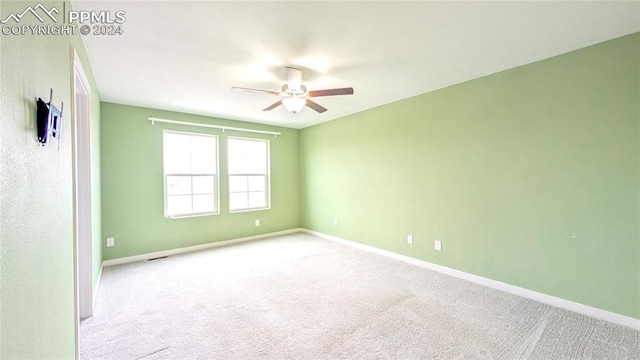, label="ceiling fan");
[232,67,354,114]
